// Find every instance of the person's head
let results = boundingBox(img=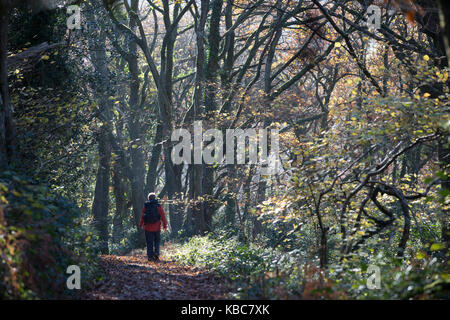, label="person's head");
[147,192,156,201]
